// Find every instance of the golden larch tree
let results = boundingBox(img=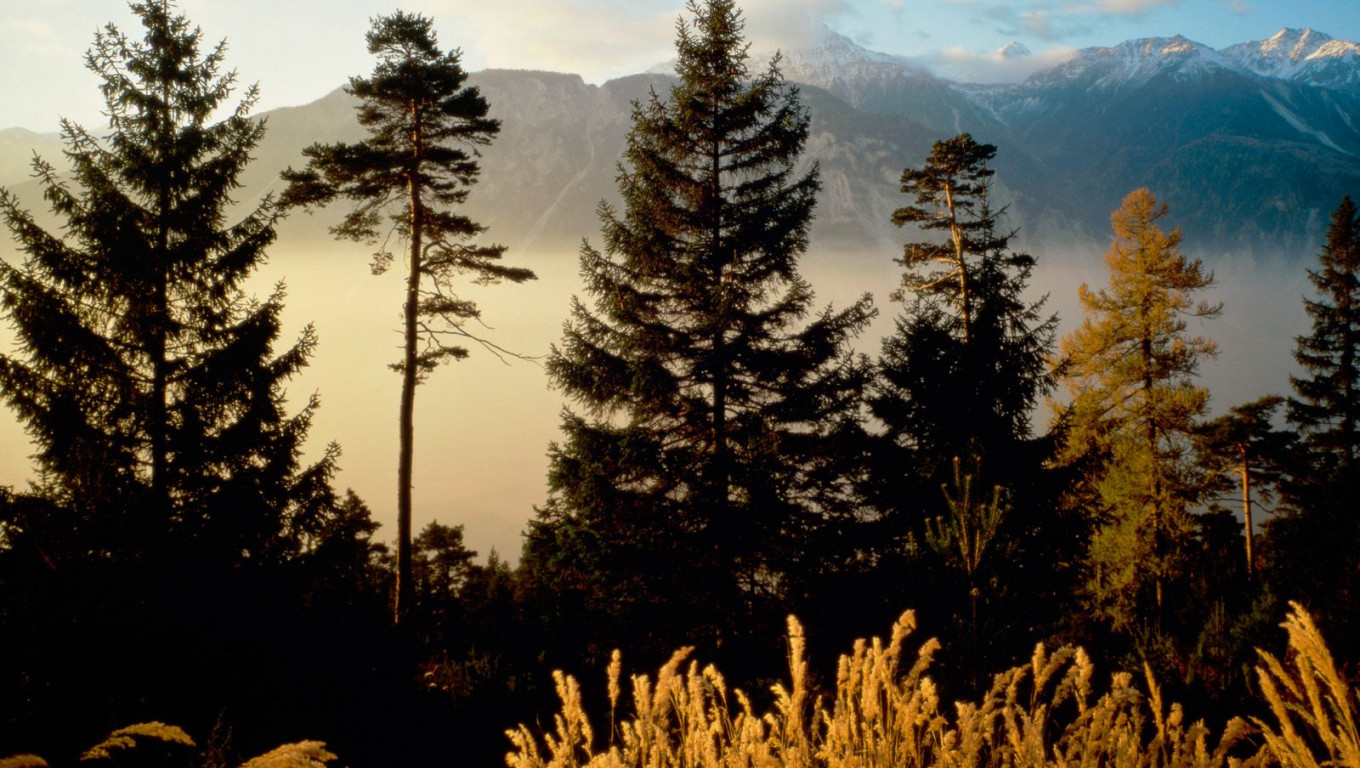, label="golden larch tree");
[1055,188,1221,629]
